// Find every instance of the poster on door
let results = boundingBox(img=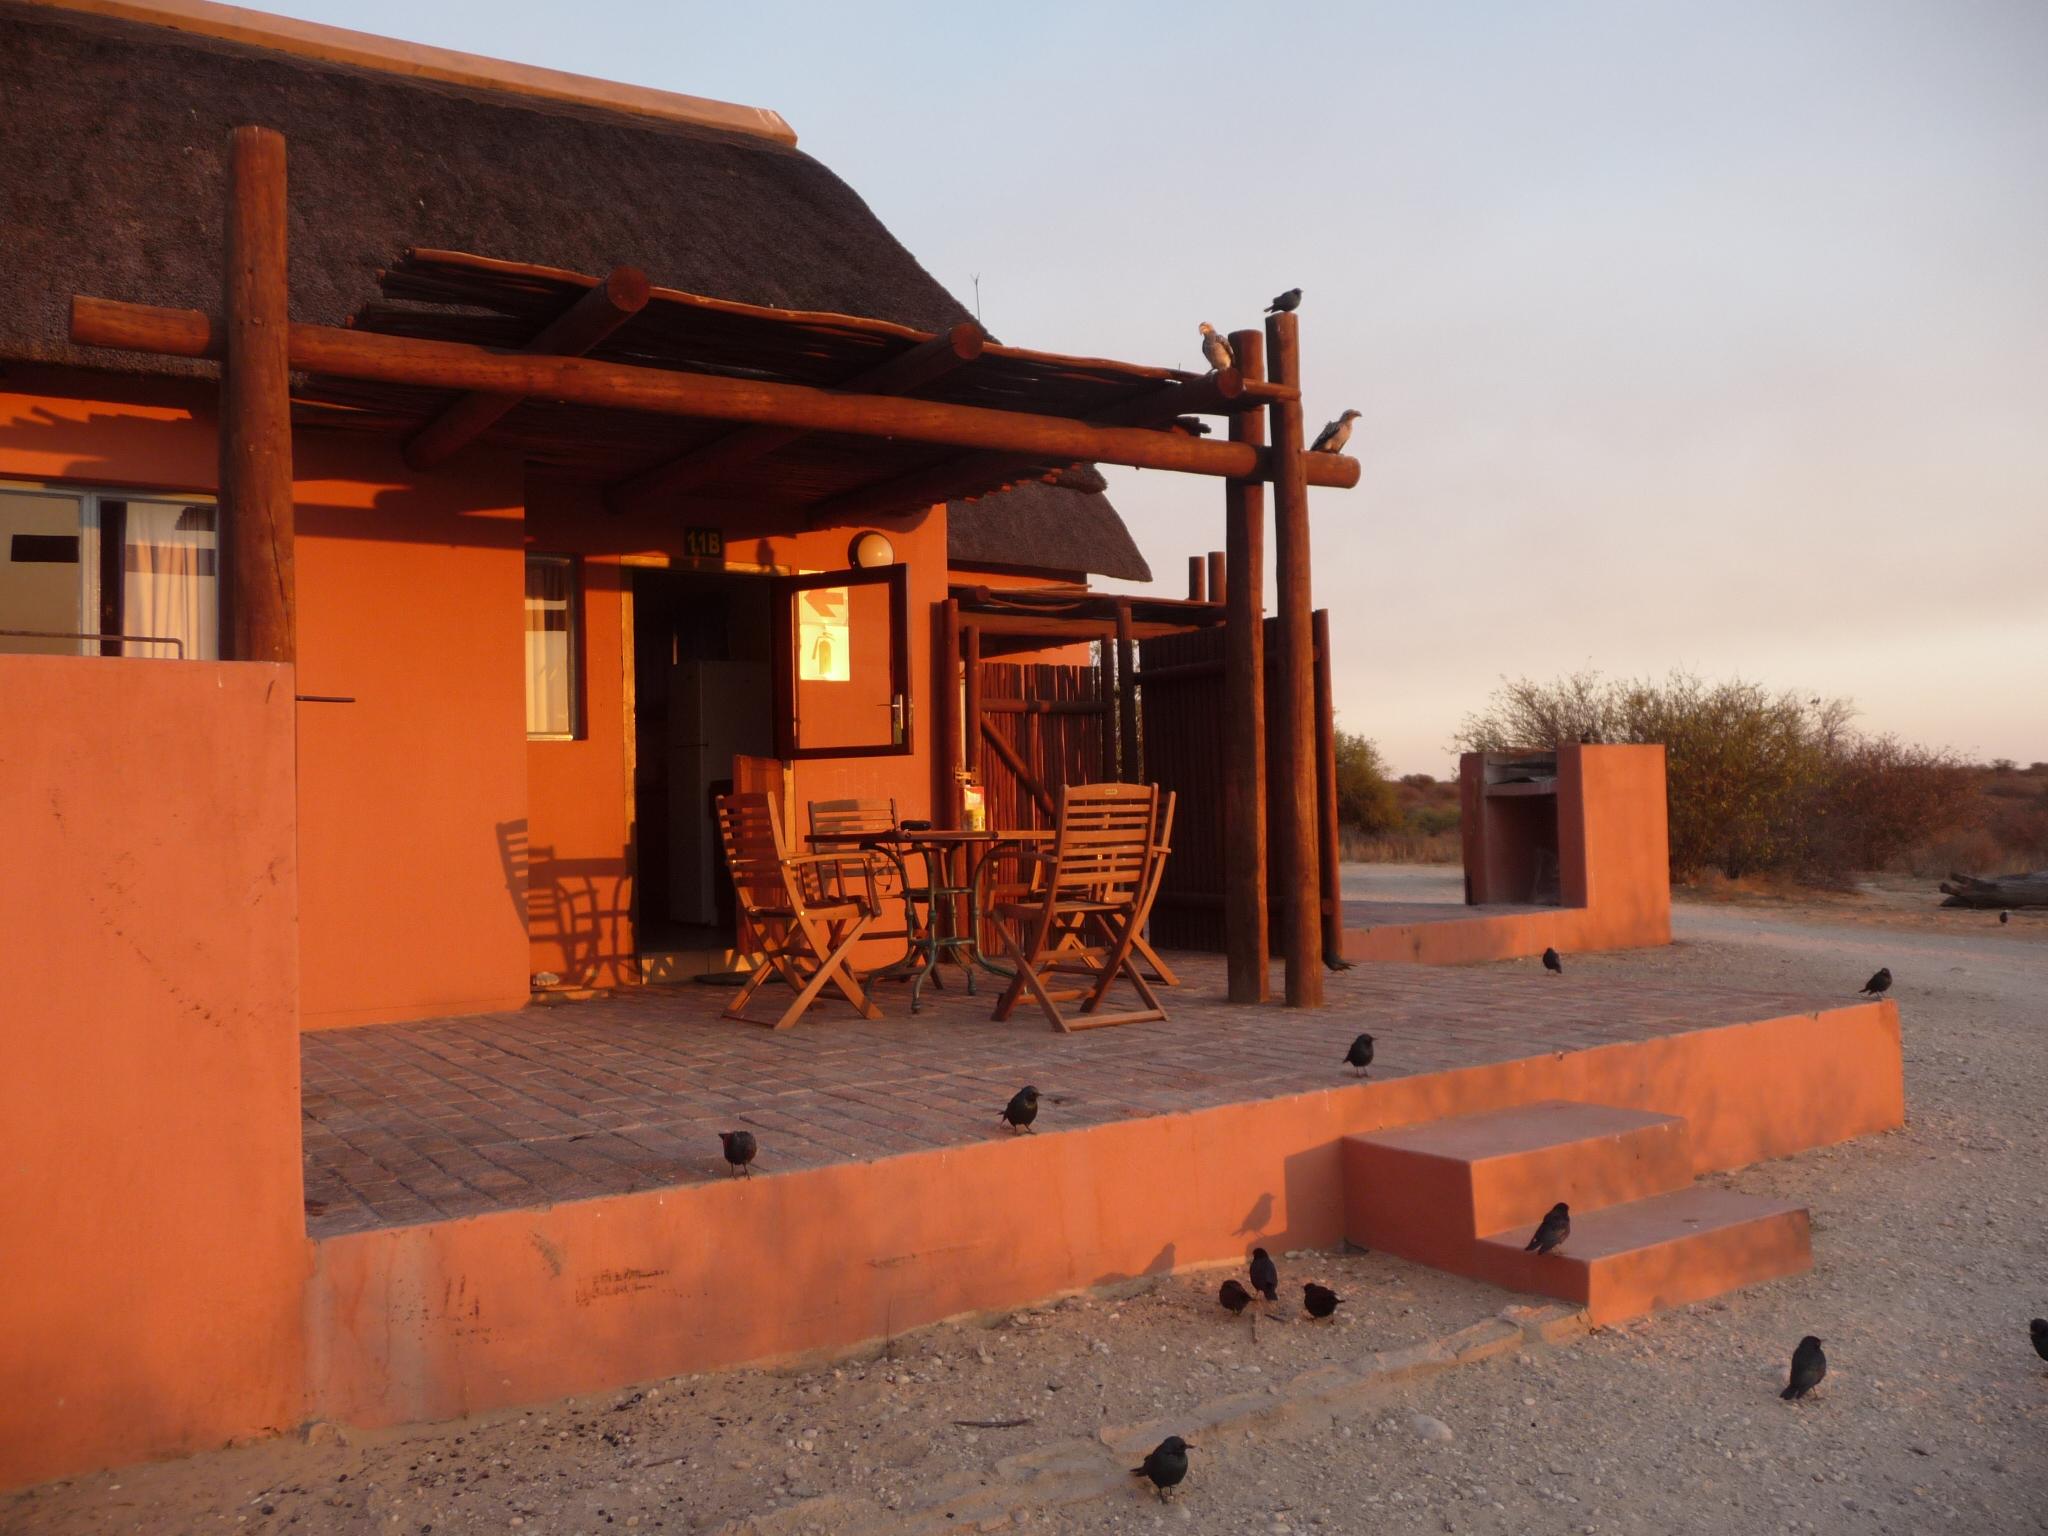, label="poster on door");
[796,585,850,682]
